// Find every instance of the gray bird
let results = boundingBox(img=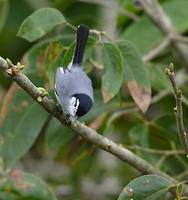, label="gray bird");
[55,25,94,118]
